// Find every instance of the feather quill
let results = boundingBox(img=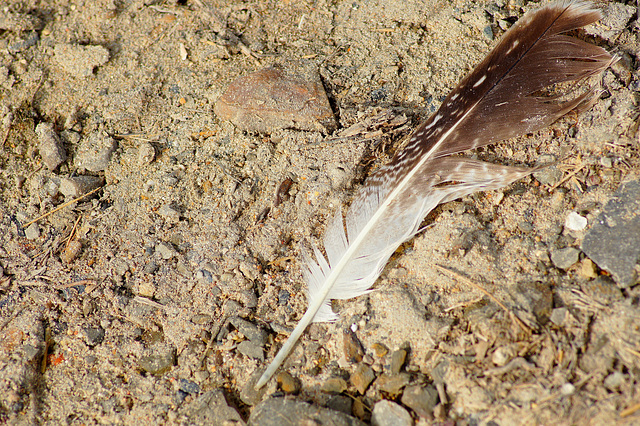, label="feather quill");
[256,0,615,389]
